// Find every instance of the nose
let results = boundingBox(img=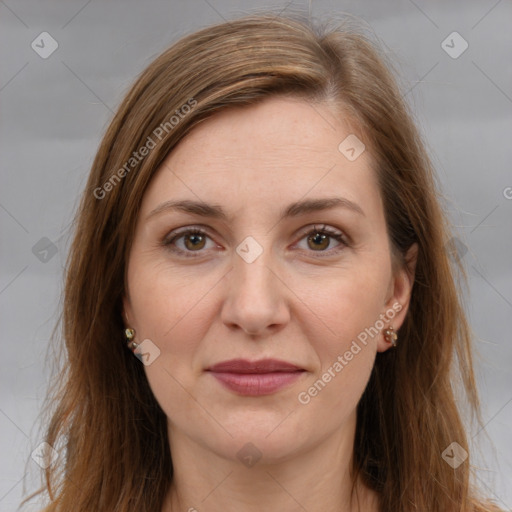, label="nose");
[220,250,290,337]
